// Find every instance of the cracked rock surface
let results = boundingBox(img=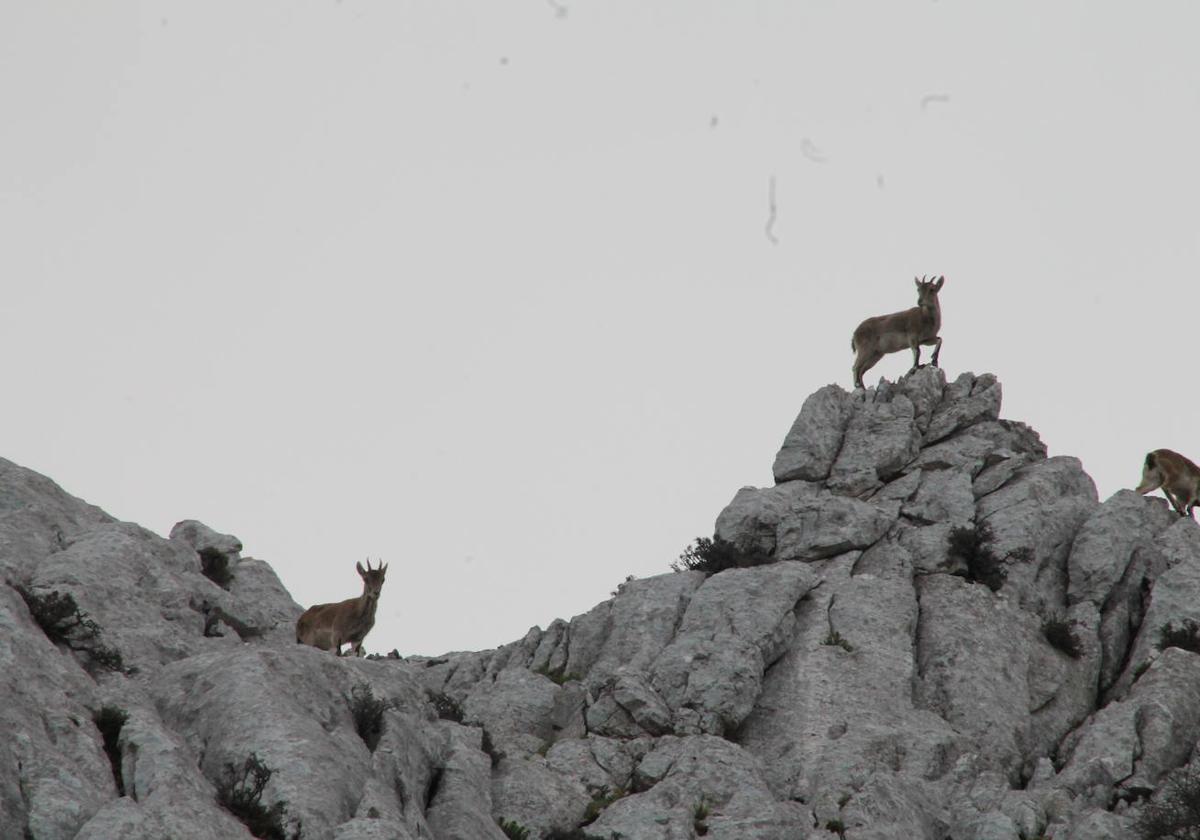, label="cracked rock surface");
[4,370,1200,839]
